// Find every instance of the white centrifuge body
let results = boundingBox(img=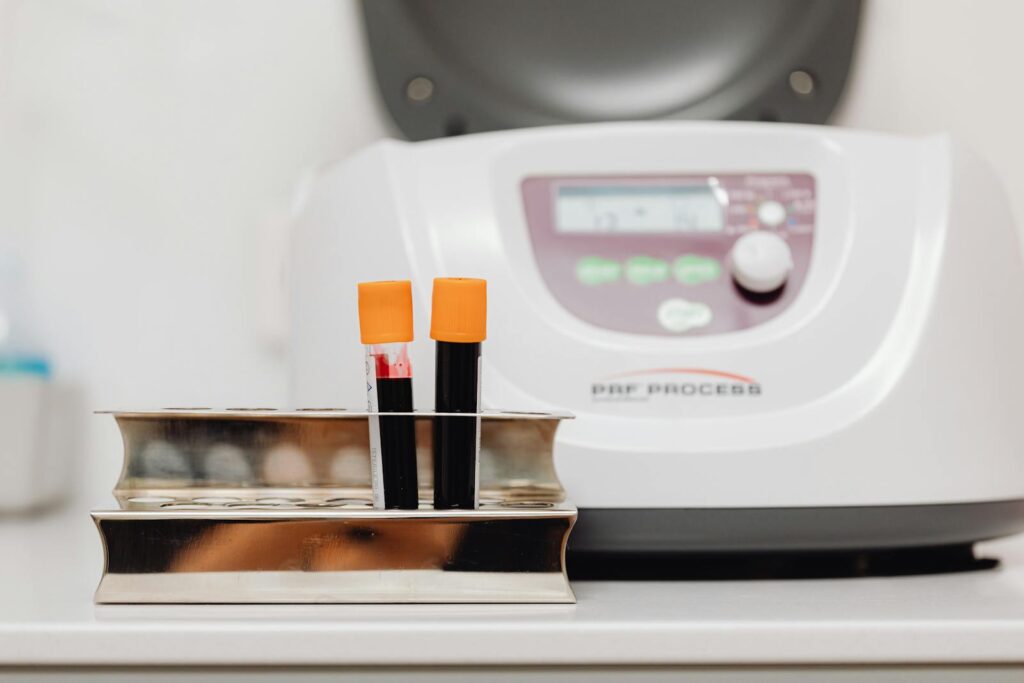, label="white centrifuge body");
[290,122,1024,552]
